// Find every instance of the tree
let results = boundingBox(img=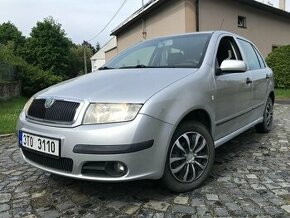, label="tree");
[22,17,72,78]
[0,21,25,53]
[266,45,290,89]
[96,42,101,52]
[67,45,84,77]
[0,43,62,96]
[83,40,96,54]
[67,44,93,77]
